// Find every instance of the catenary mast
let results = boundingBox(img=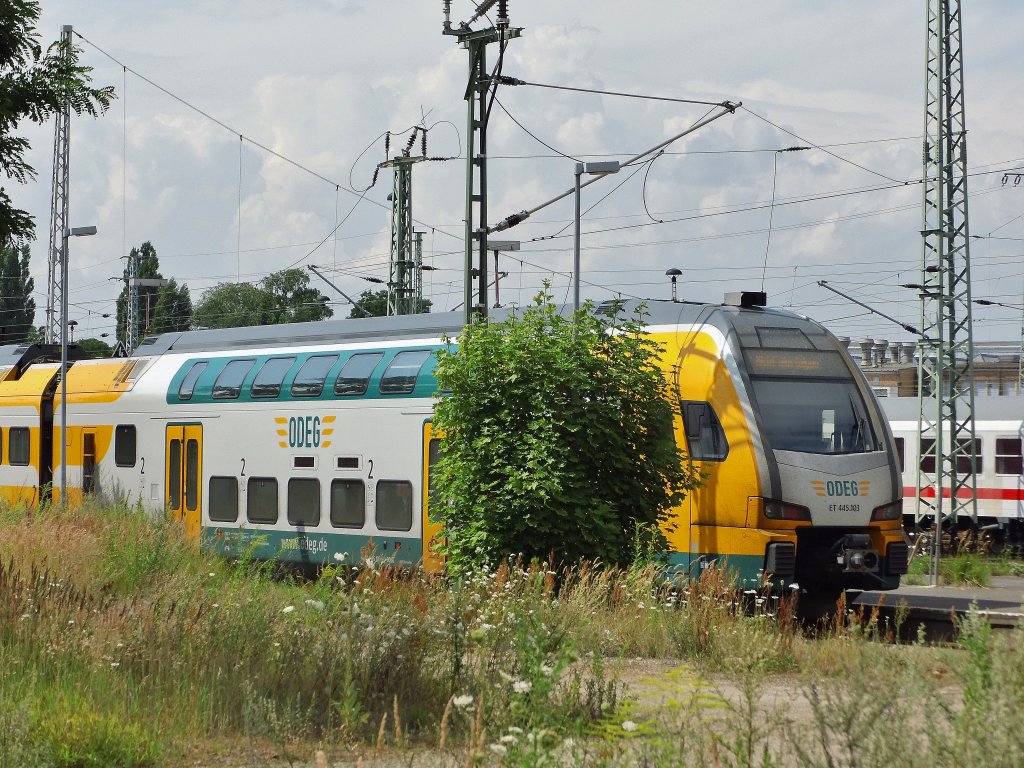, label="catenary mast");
[915,0,978,582]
